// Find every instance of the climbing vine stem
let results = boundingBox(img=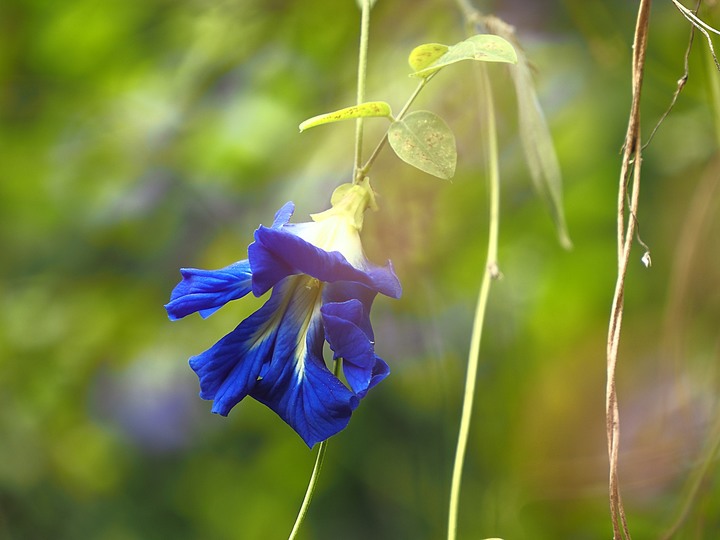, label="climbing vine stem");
[447,64,501,540]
